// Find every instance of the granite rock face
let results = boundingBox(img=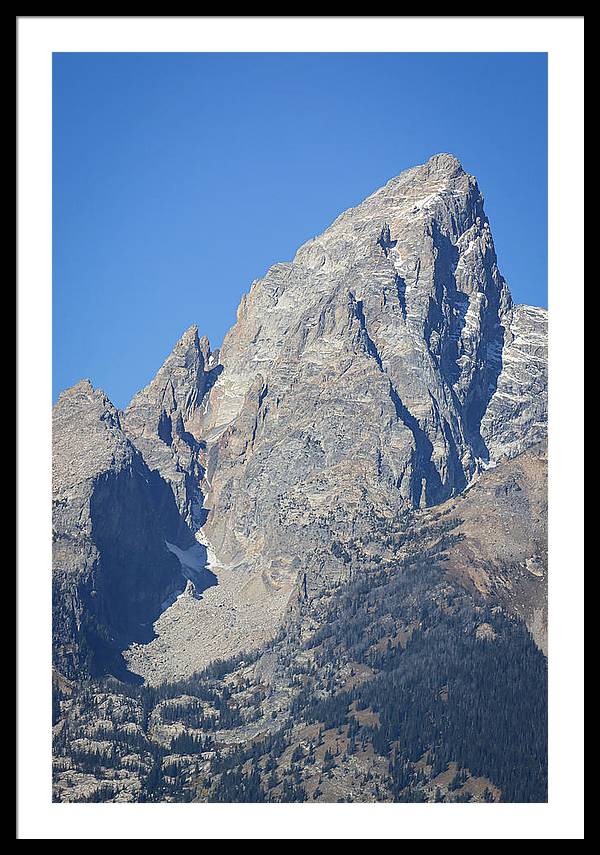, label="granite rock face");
[481,304,547,462]
[199,154,545,580]
[123,325,220,527]
[52,380,195,680]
